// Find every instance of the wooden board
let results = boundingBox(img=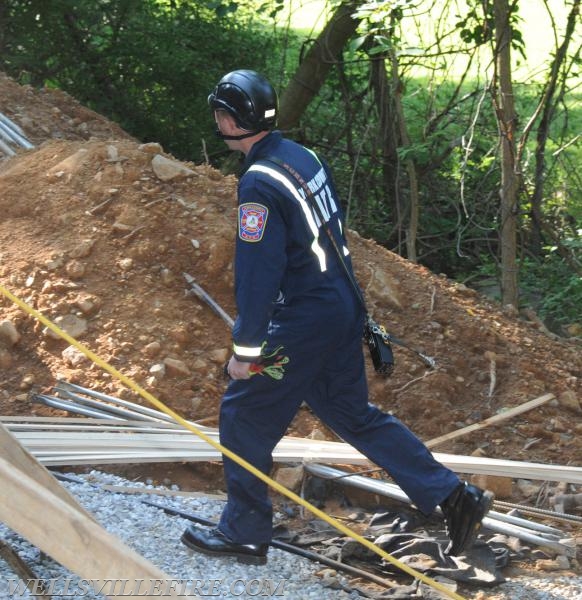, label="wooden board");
[0,422,95,522]
[0,455,191,598]
[426,393,555,449]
